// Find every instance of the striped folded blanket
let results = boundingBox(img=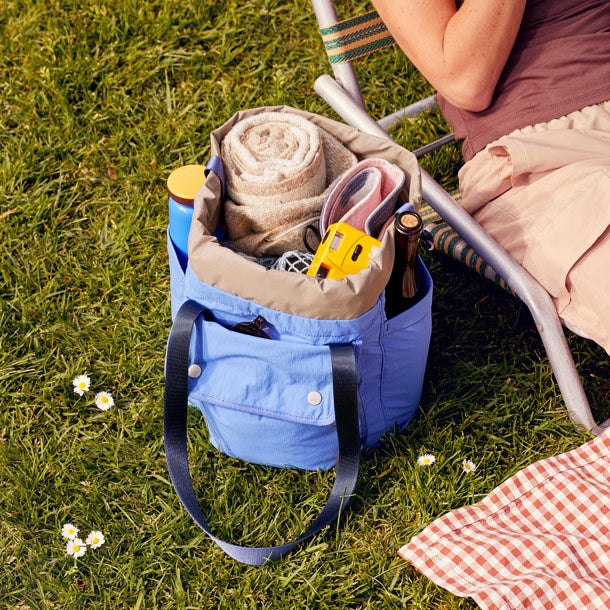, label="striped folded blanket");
[221,111,357,256]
